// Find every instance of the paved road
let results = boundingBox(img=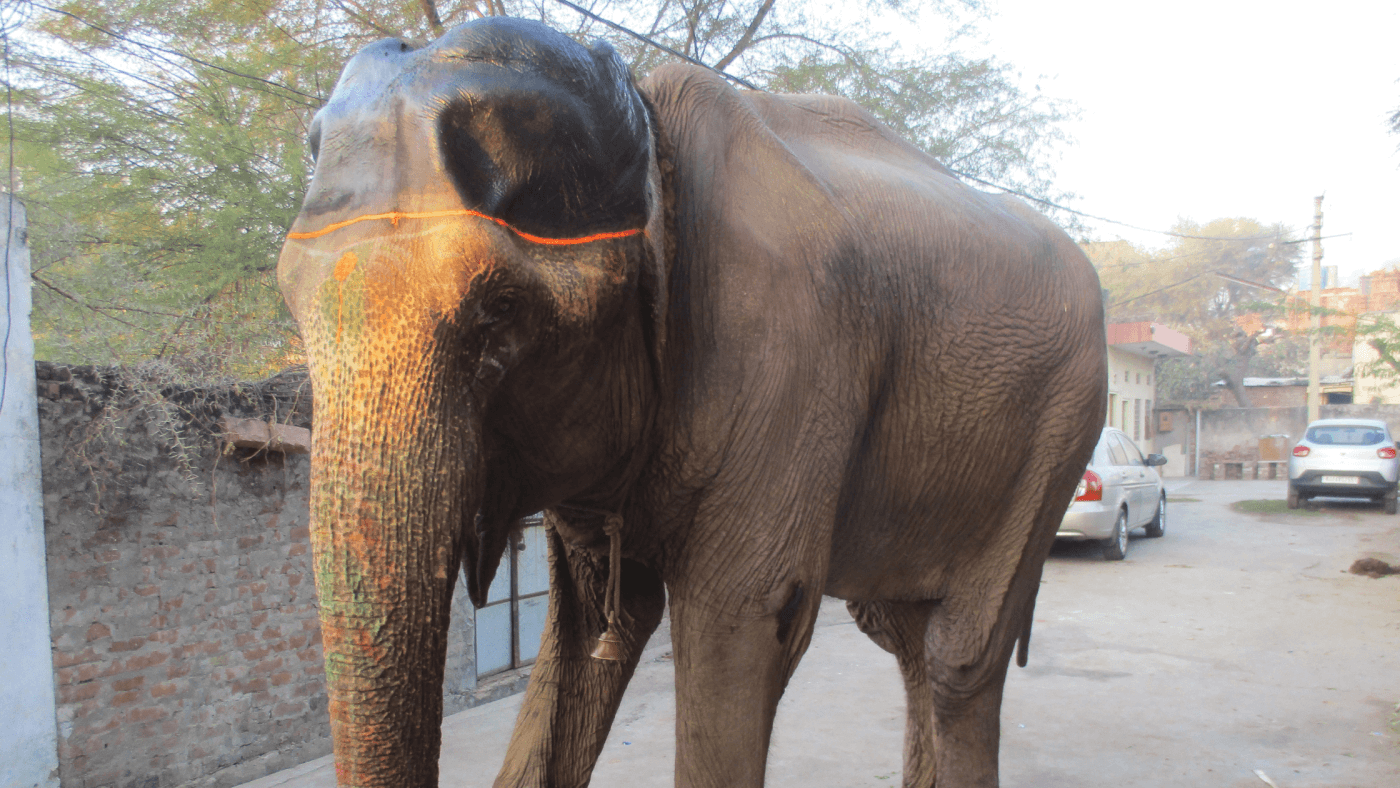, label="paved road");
[244,479,1400,788]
